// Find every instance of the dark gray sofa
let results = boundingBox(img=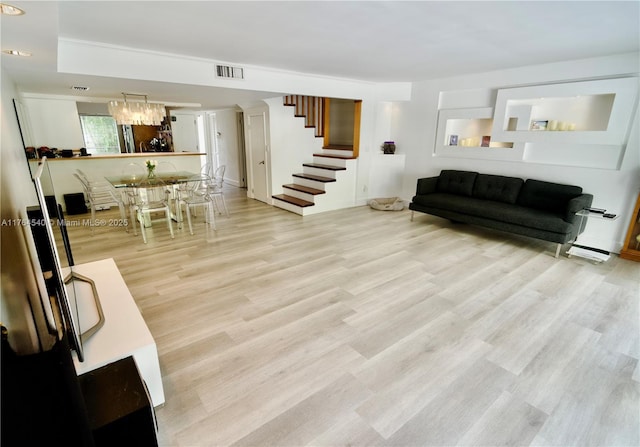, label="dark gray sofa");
[409,170,593,256]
